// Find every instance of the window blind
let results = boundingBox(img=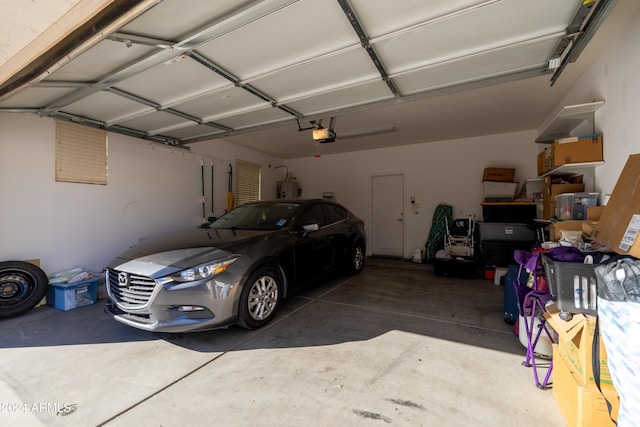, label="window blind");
[55,120,108,185]
[234,159,261,207]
